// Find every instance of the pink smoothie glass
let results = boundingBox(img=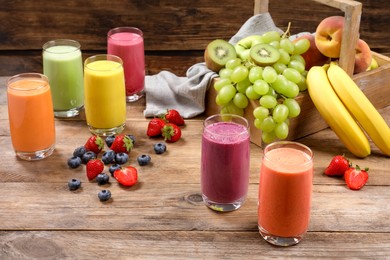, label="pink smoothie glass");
[107,27,145,102]
[201,114,250,212]
[258,141,313,246]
